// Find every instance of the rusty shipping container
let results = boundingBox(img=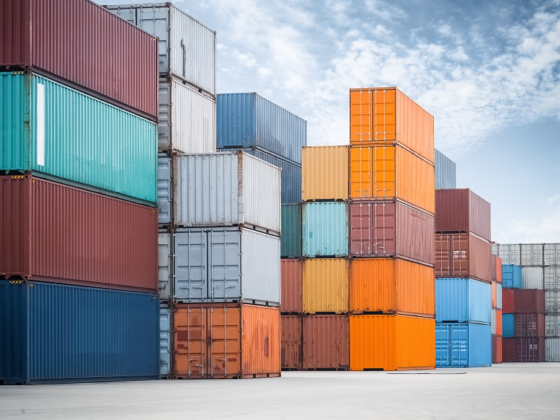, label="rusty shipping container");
[349,87,434,163]
[515,313,545,337]
[281,315,303,370]
[492,336,502,364]
[0,0,158,121]
[303,315,349,370]
[349,258,435,317]
[302,259,349,314]
[503,338,545,363]
[349,200,434,265]
[173,304,281,379]
[435,233,492,283]
[503,289,515,313]
[515,289,545,314]
[281,259,303,314]
[350,315,435,371]
[302,146,349,201]
[0,176,157,291]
